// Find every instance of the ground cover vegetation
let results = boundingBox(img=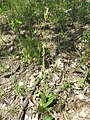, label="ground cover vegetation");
[0,0,90,120]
